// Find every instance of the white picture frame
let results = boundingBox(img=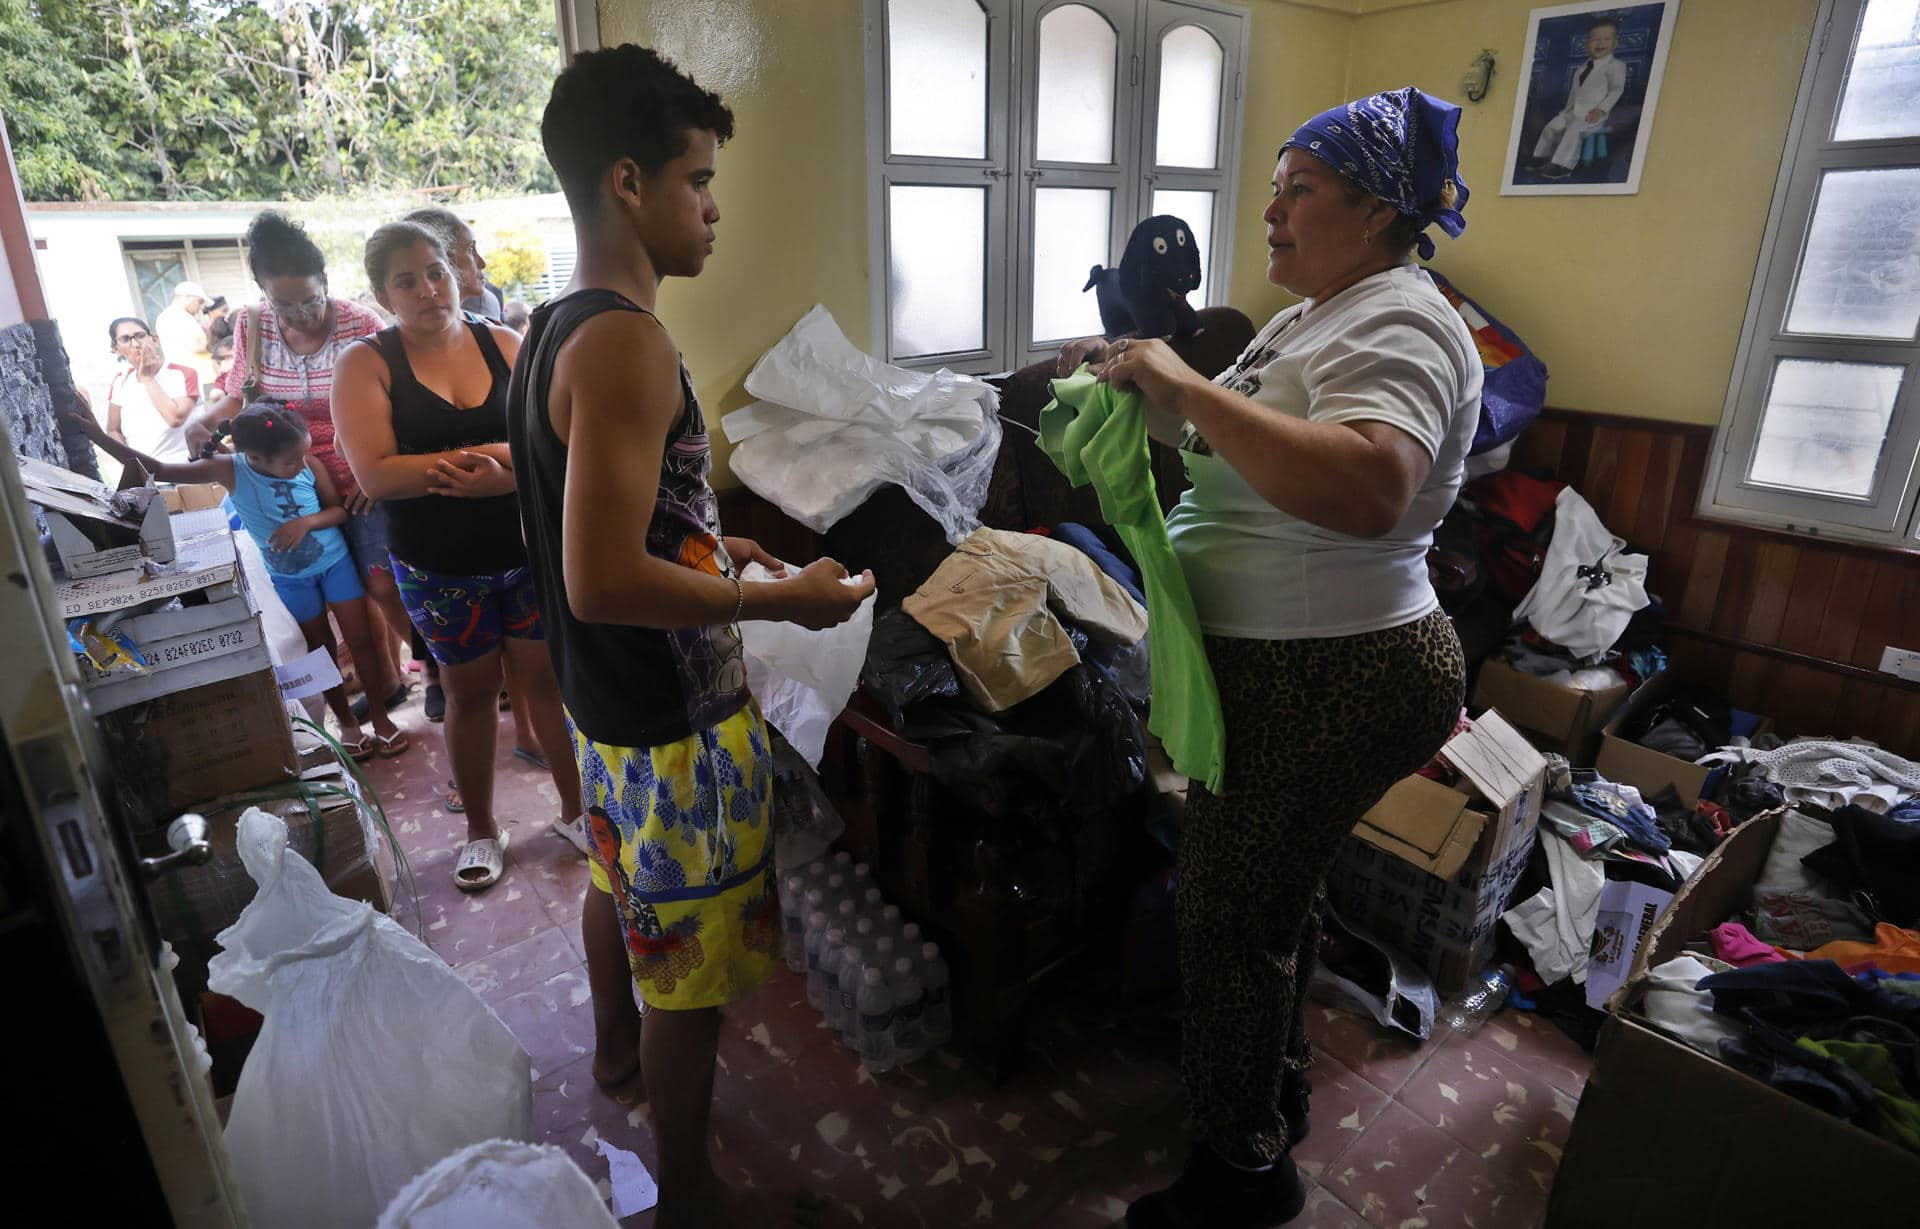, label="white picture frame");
[1501,0,1680,196]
